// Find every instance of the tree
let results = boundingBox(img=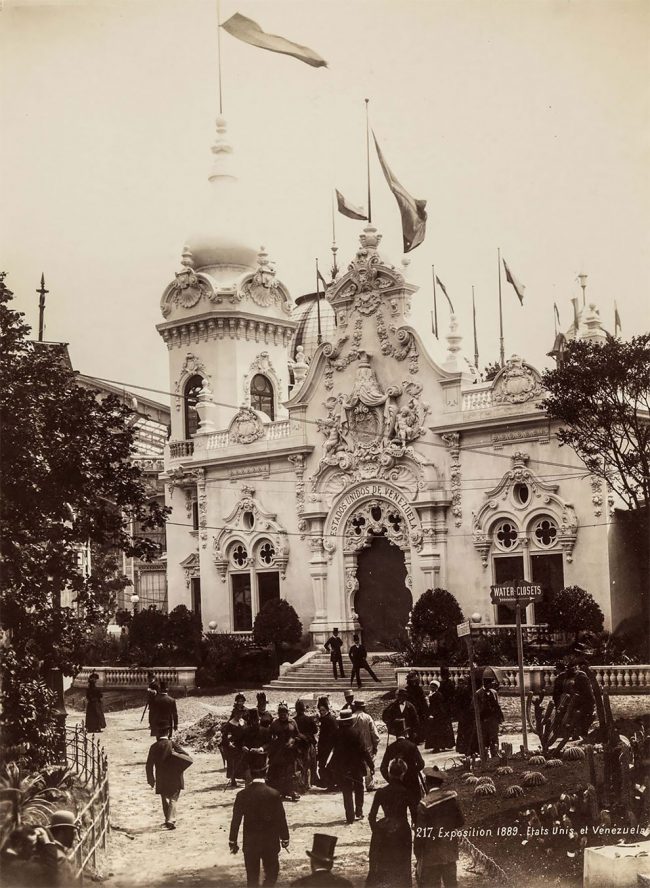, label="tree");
[0,275,168,762]
[165,605,203,664]
[252,599,302,673]
[545,585,604,644]
[410,588,464,643]
[540,334,650,510]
